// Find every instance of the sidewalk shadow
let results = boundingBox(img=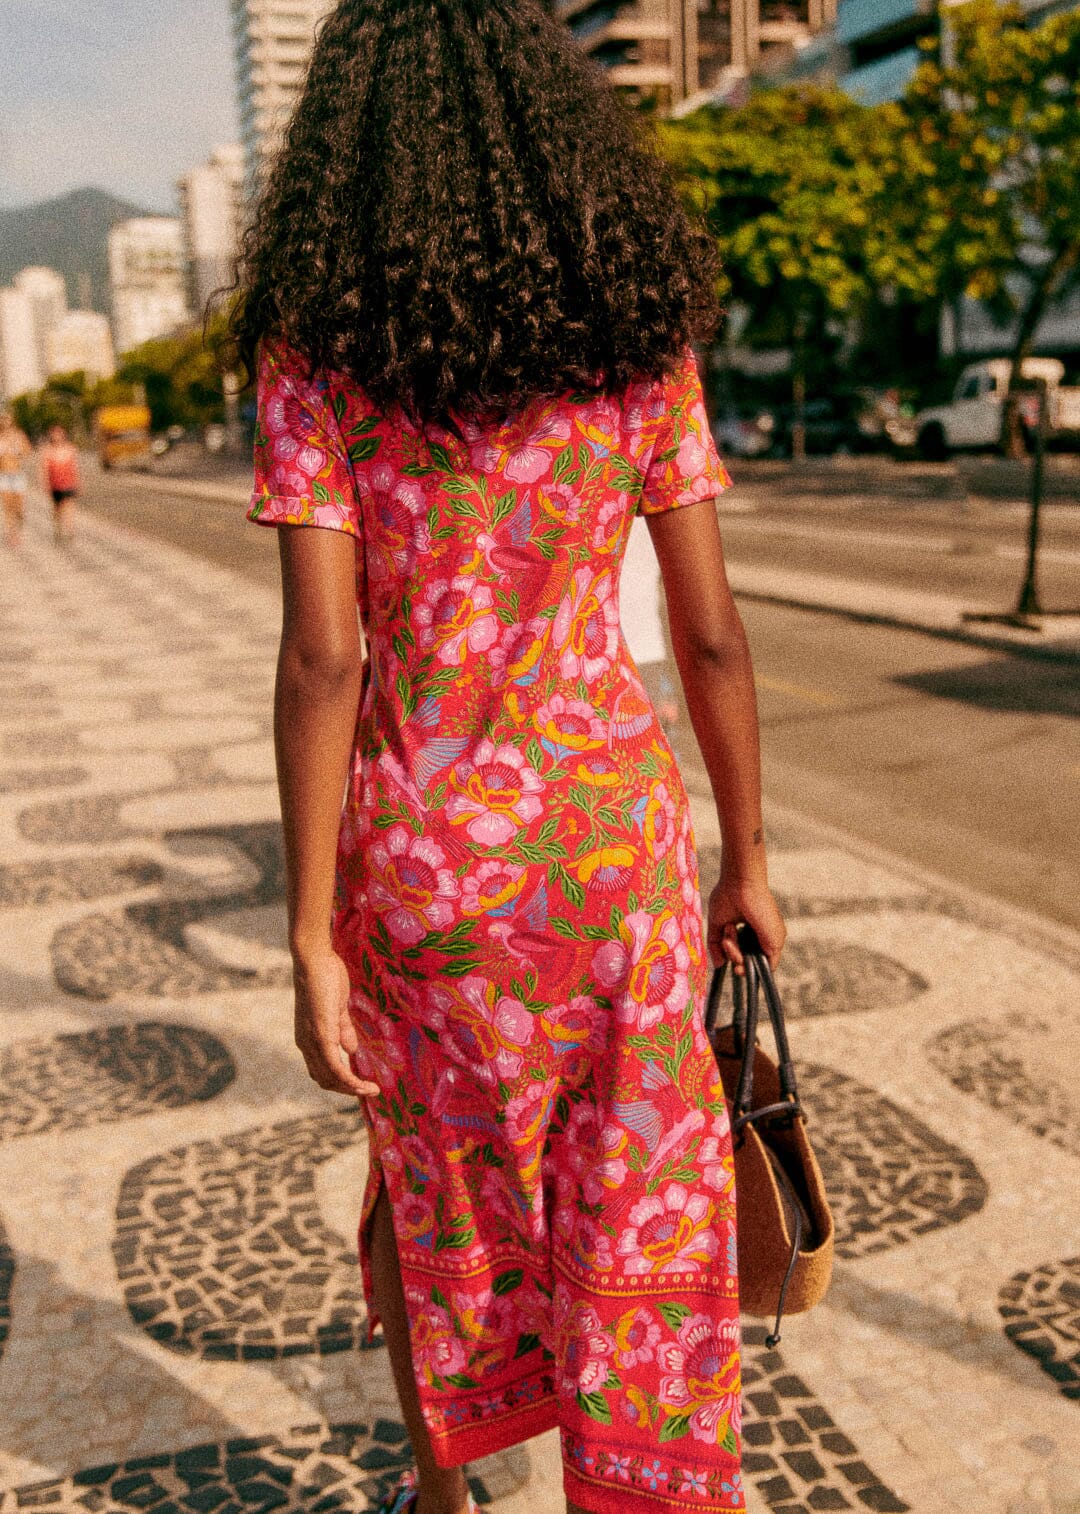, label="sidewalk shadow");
[895,657,1080,718]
